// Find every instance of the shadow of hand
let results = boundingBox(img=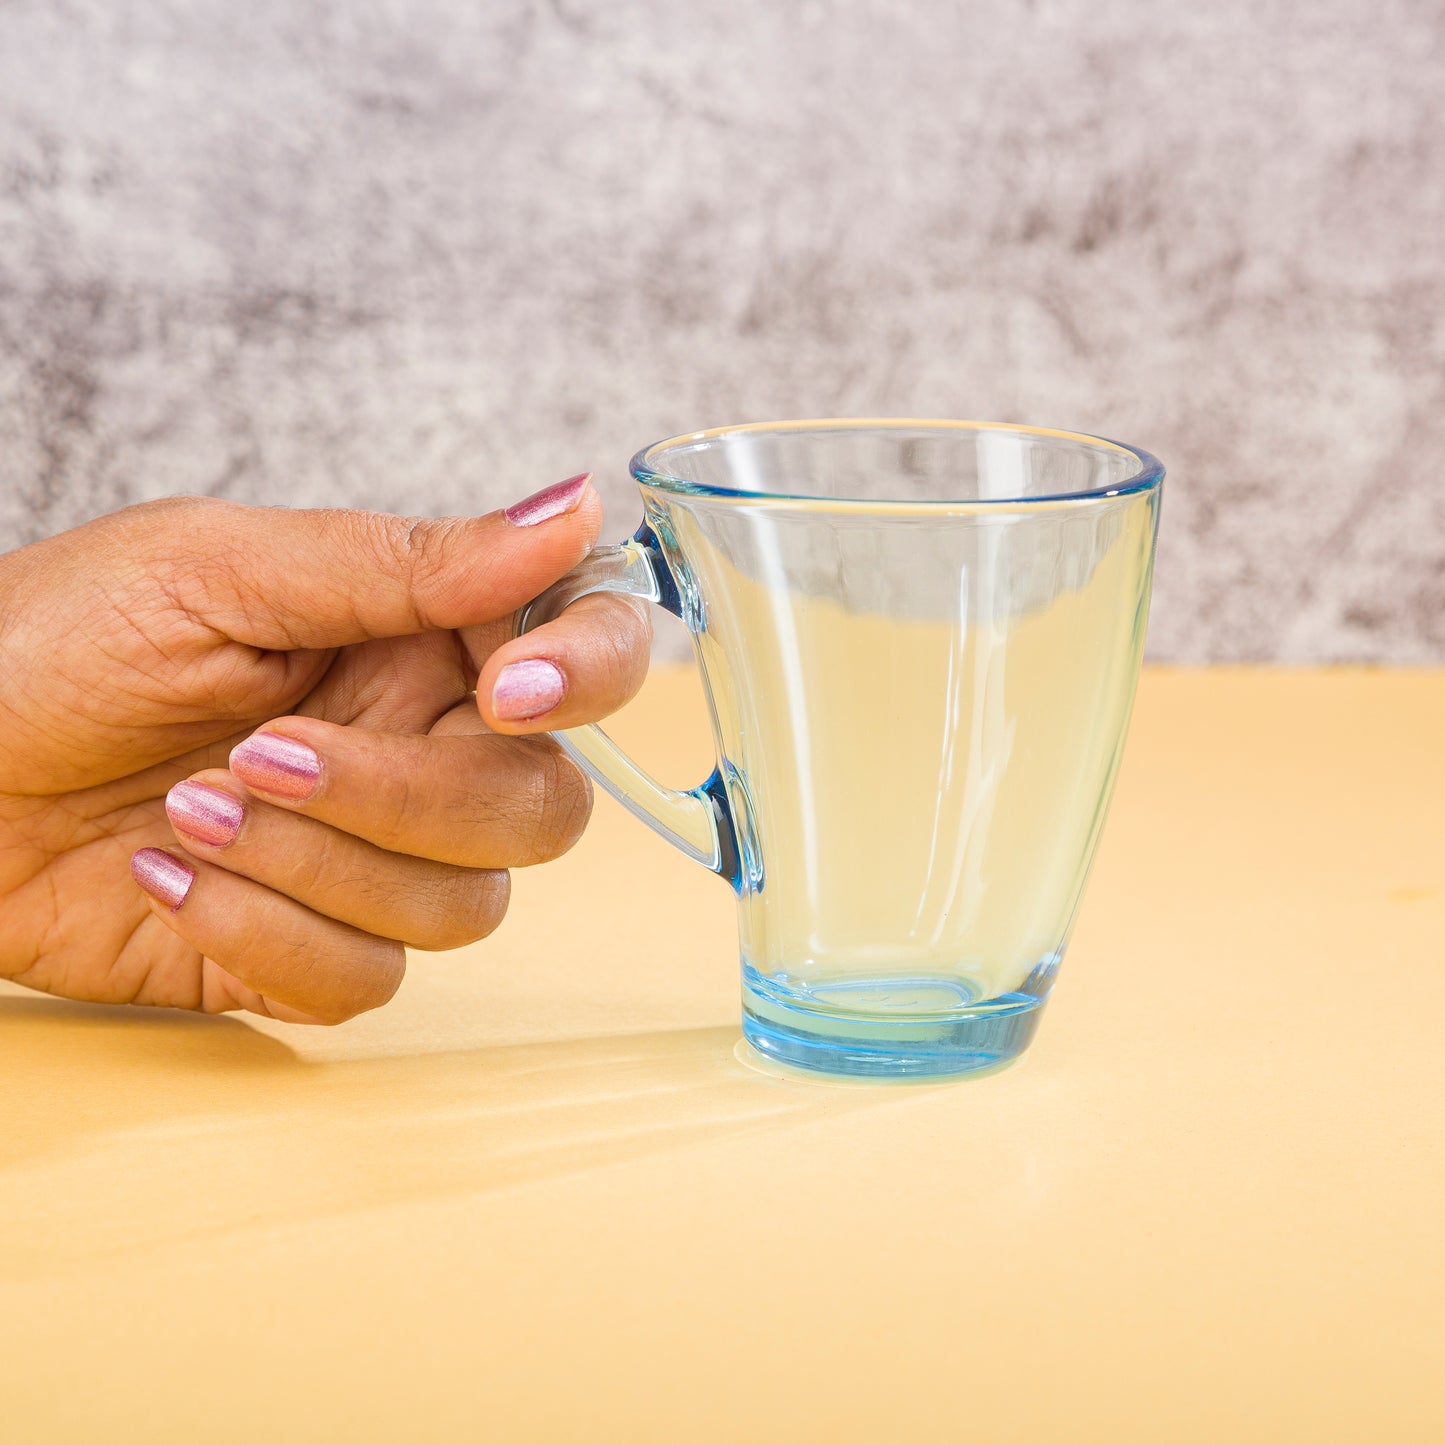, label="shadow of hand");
[0,997,874,1276]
